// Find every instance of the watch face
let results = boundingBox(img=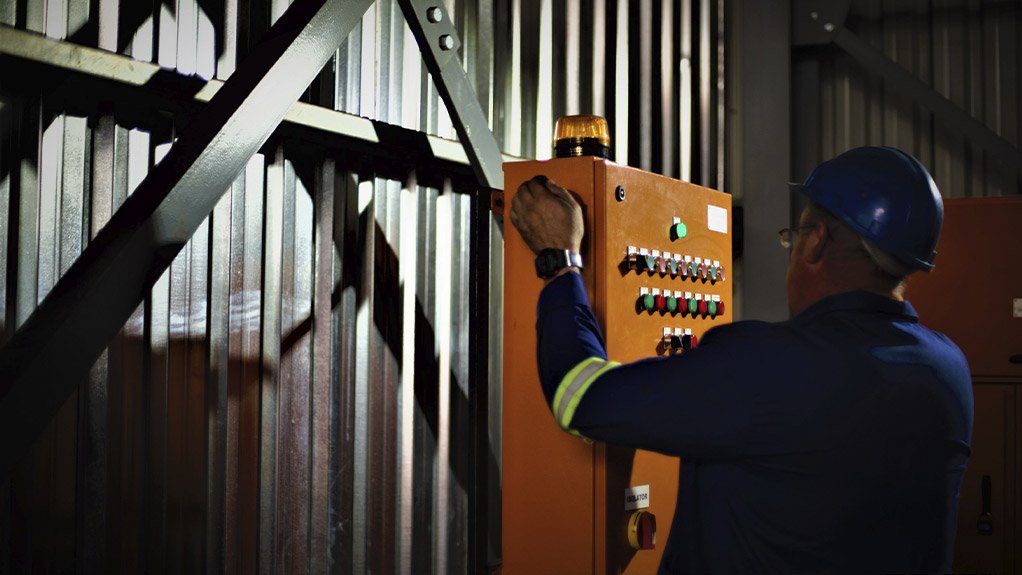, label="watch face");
[535,249,565,278]
[537,251,558,276]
